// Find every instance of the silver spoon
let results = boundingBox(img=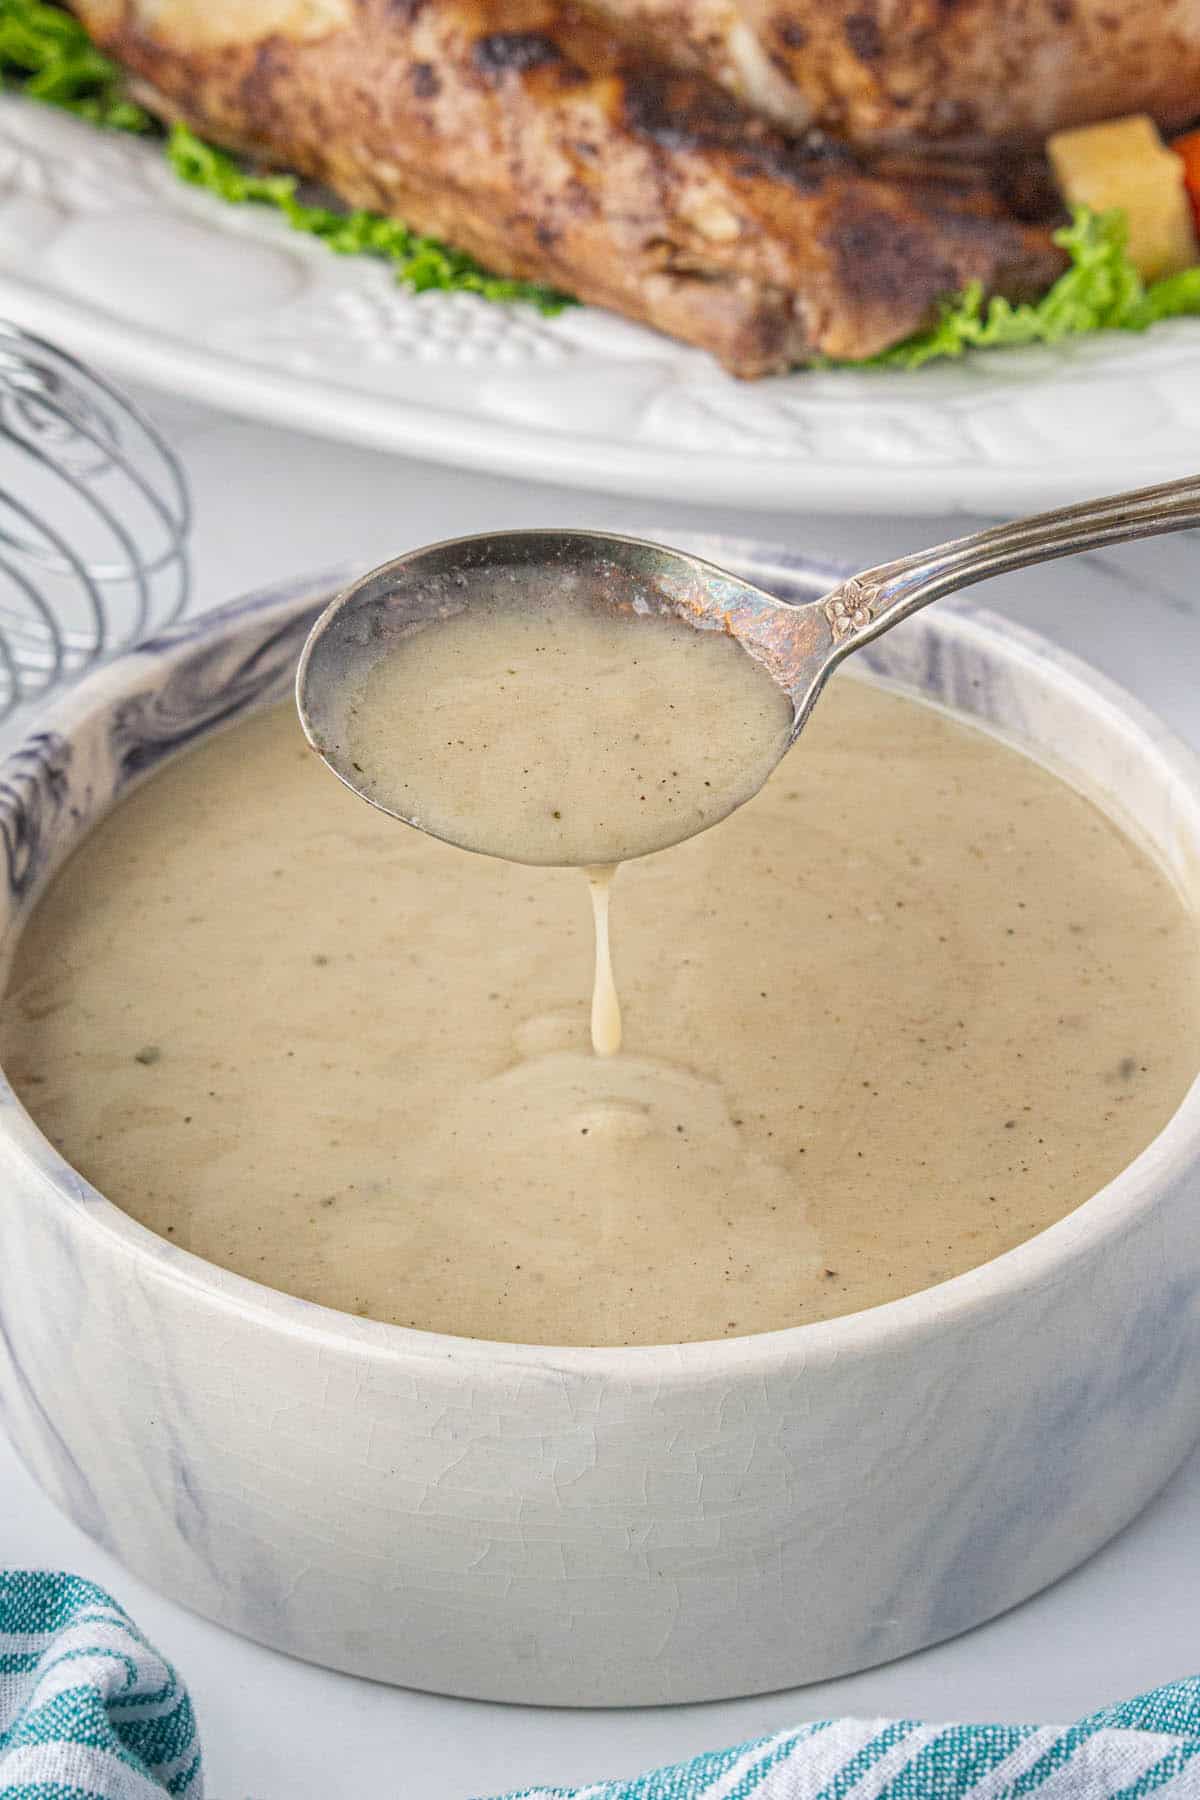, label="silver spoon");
[296,474,1200,858]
